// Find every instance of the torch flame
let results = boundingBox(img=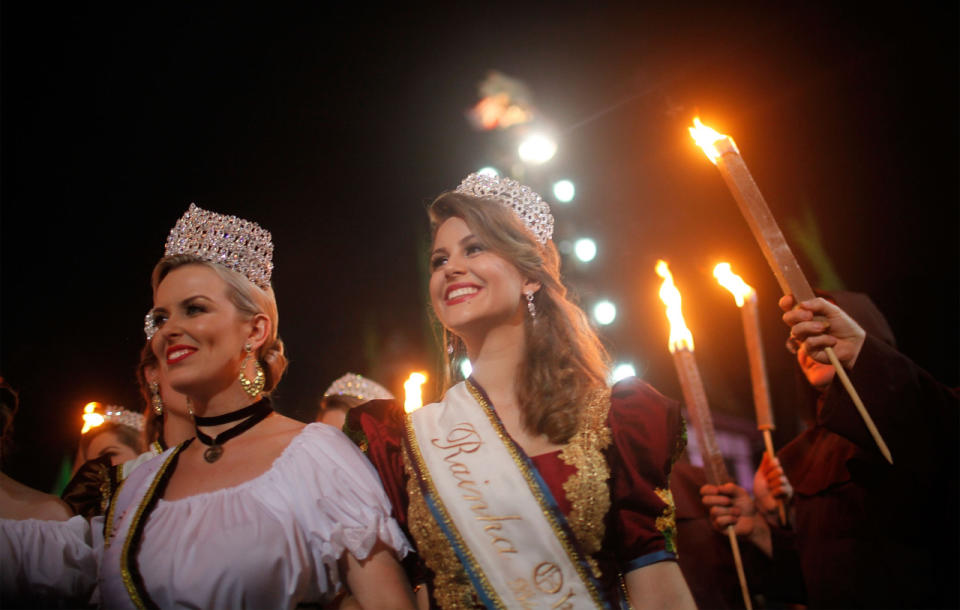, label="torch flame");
[655,260,694,353]
[688,117,738,165]
[81,402,105,434]
[404,372,428,413]
[713,263,754,308]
